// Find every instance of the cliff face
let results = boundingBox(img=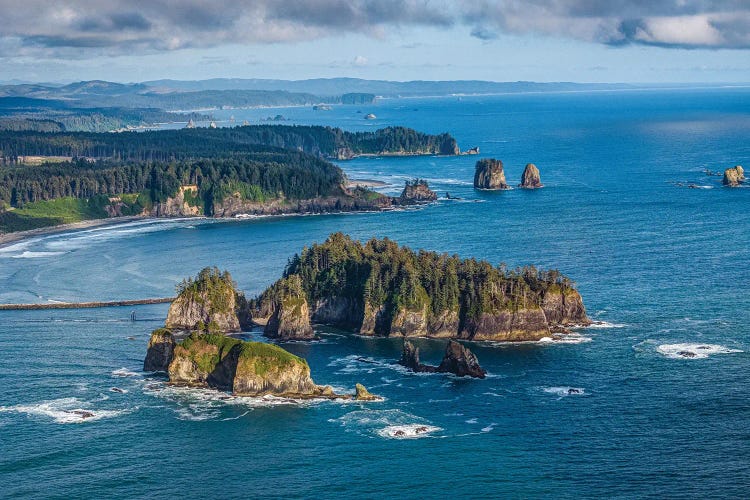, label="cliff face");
[143,328,175,371]
[474,159,509,190]
[465,308,550,341]
[263,276,314,340]
[723,165,745,187]
[519,163,543,188]
[542,288,590,326]
[148,186,202,217]
[165,267,247,333]
[399,181,437,203]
